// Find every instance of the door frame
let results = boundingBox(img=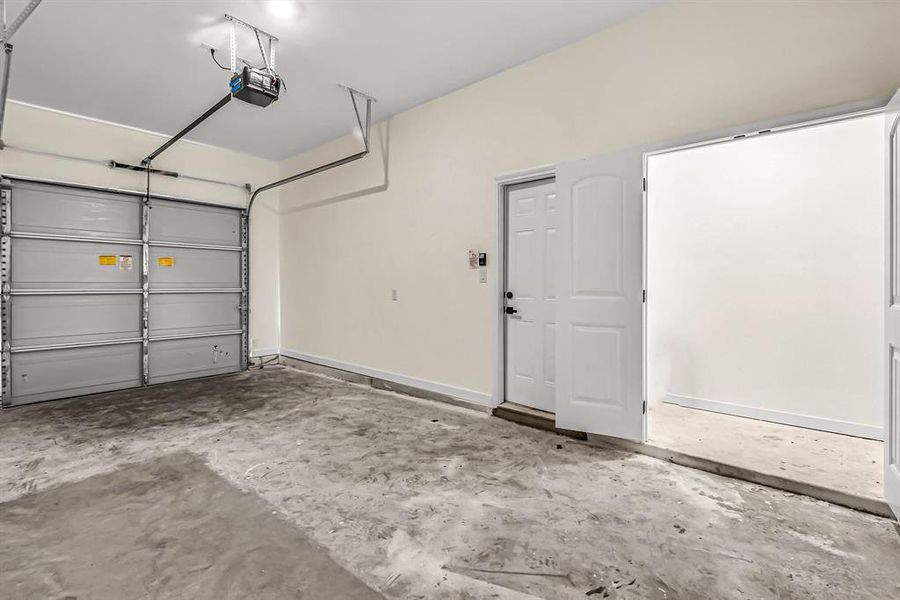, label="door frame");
[490,98,886,421]
[640,98,887,437]
[493,165,556,409]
